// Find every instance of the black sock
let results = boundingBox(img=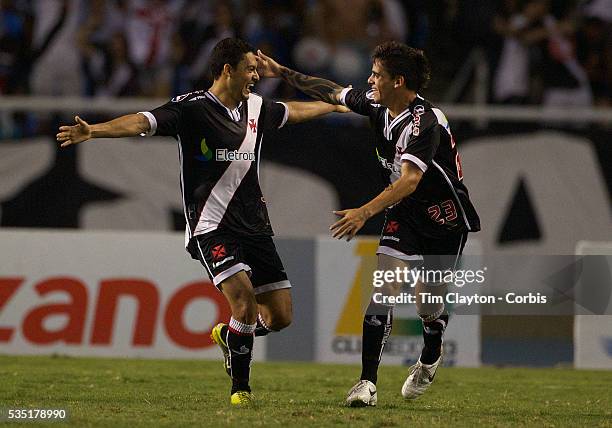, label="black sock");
[227,318,255,394]
[420,314,448,364]
[360,307,393,384]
